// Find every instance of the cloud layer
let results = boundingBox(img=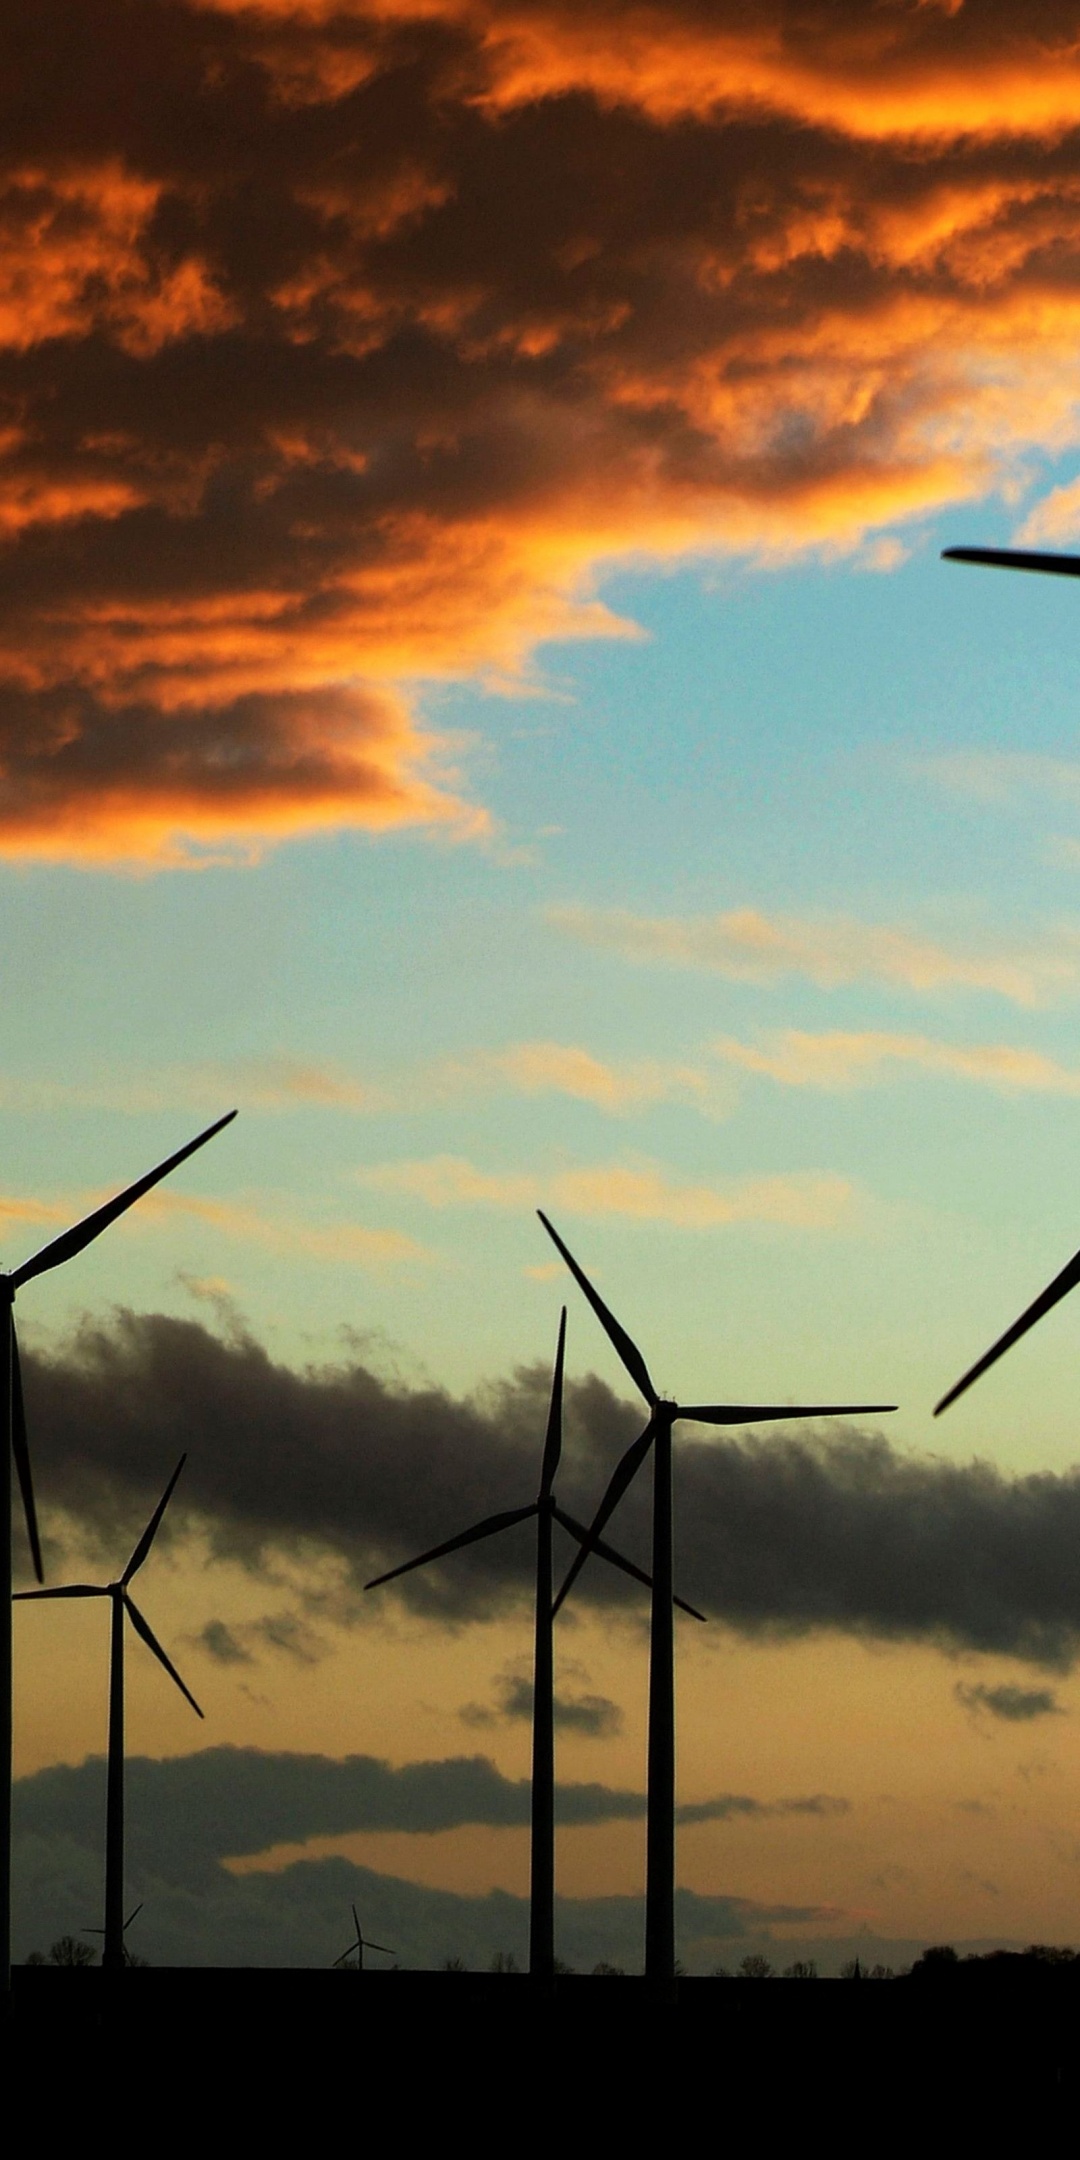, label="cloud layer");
[13,1747,831,1969]
[10,3,1080,860]
[21,1308,1080,1667]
